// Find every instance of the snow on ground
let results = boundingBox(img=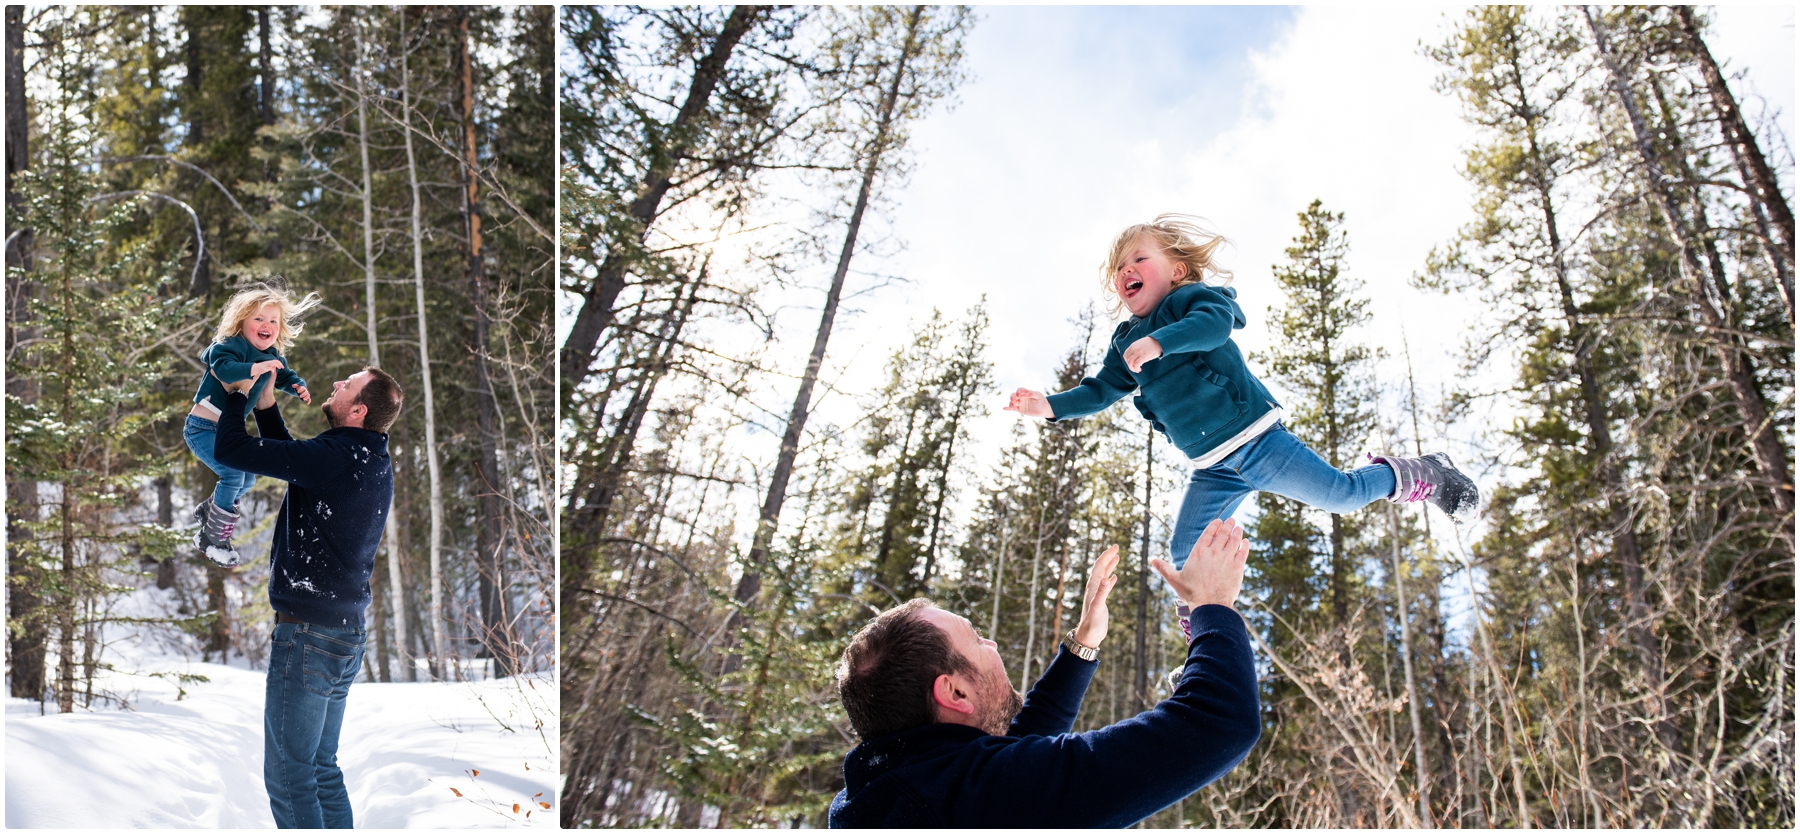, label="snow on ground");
[6,659,557,828]
[6,642,557,828]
